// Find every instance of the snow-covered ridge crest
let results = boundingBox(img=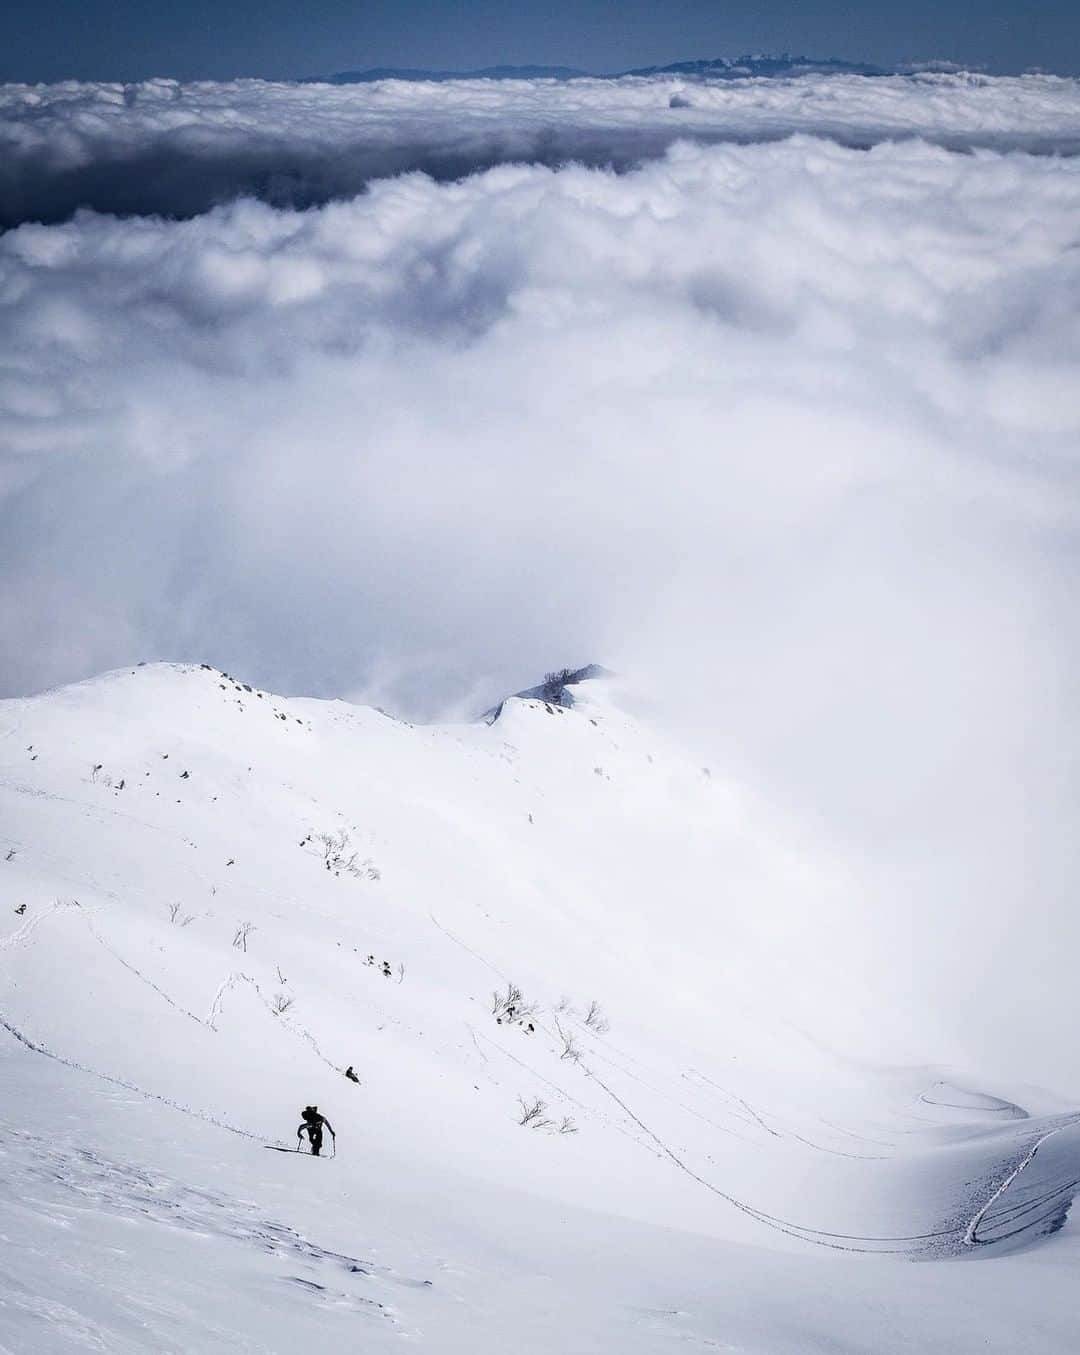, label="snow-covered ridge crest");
[480,662,614,722]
